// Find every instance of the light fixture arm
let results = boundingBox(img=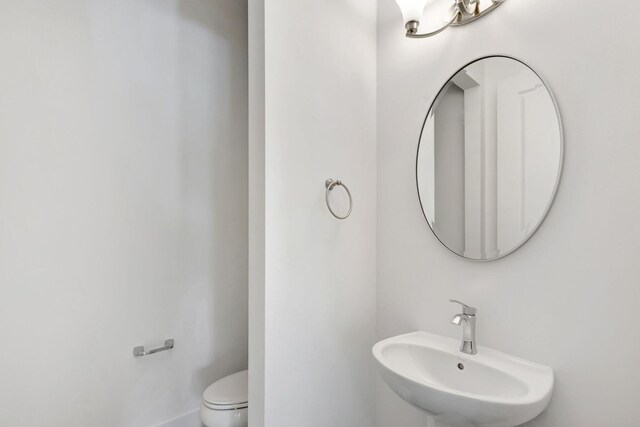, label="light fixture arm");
[404,0,505,39]
[405,12,460,39]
